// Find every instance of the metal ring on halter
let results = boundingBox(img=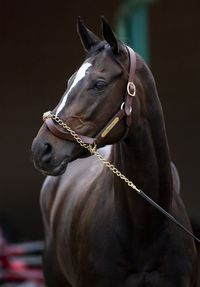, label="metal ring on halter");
[127,82,136,97]
[120,102,125,111]
[43,111,52,121]
[121,102,132,114]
